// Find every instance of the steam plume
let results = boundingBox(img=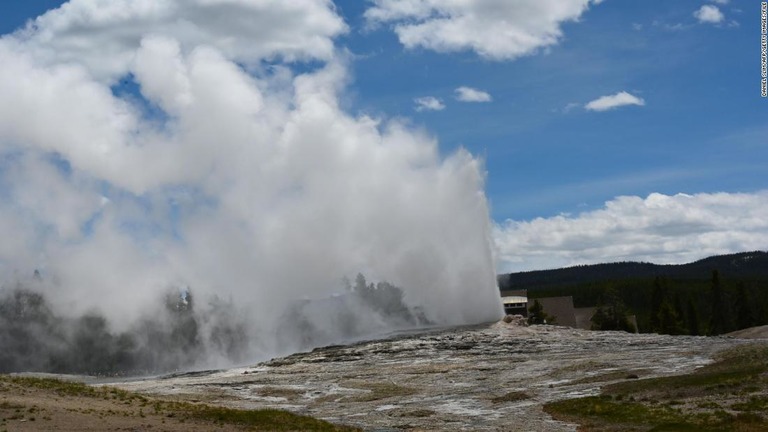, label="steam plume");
[0,0,502,373]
